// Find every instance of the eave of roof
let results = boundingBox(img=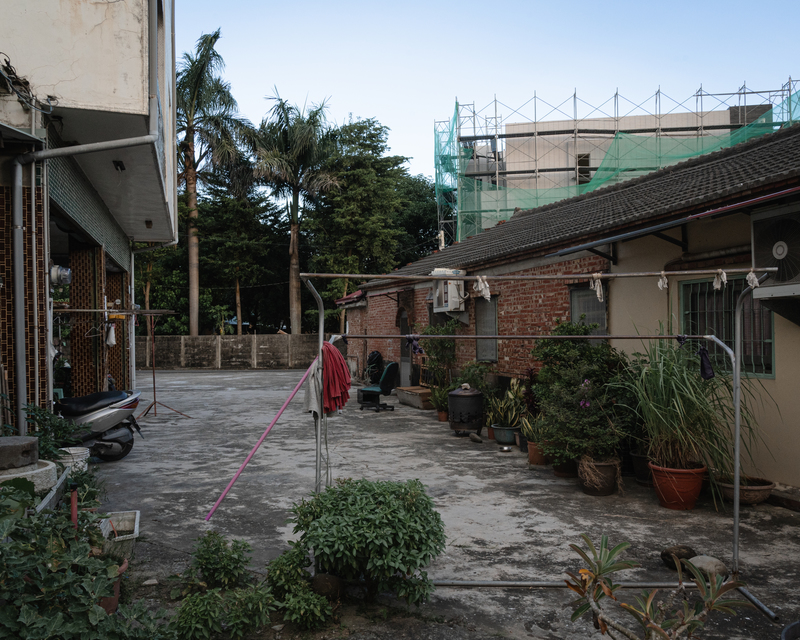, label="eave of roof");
[363,123,800,290]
